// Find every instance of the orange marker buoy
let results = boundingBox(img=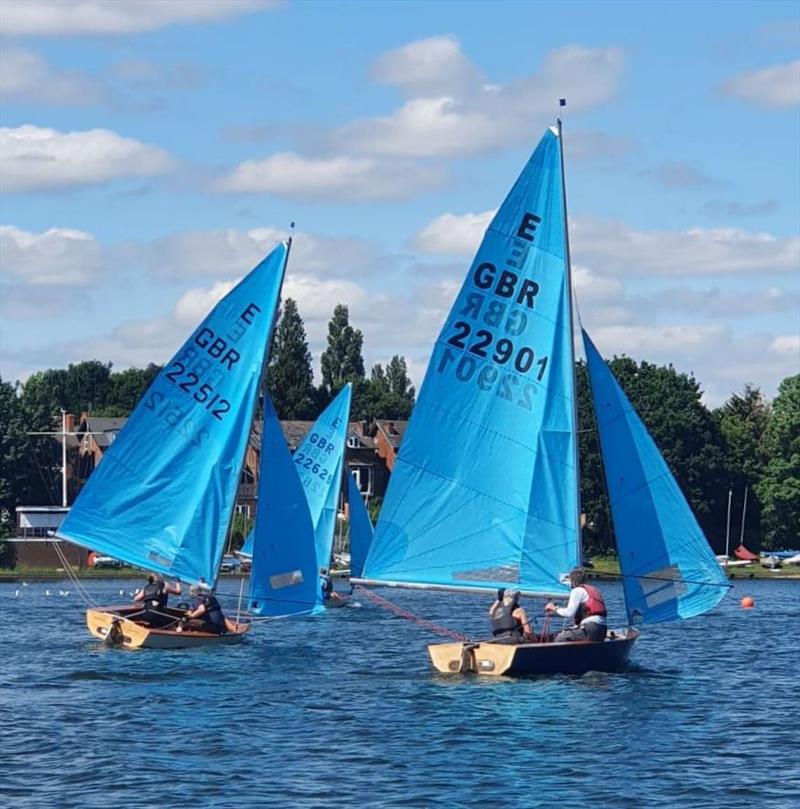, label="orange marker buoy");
[741,596,755,609]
